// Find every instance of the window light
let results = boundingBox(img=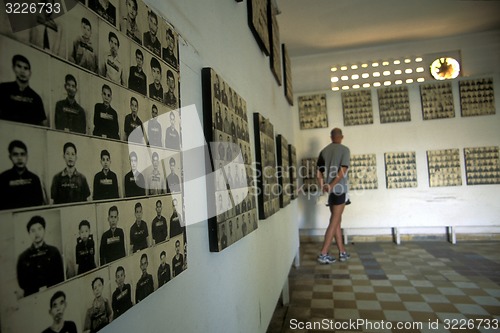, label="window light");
[373,72,380,77]
[373,82,381,87]
[415,57,423,62]
[362,73,370,79]
[363,83,371,88]
[394,70,402,75]
[341,75,348,81]
[394,60,401,65]
[404,58,411,63]
[340,66,348,71]
[372,62,379,67]
[331,67,337,72]
[395,80,403,85]
[352,84,360,89]
[342,86,350,90]
[351,65,358,70]
[351,74,359,80]
[417,78,425,82]
[384,81,391,86]
[405,69,413,74]
[331,77,339,83]
[383,71,391,76]
[406,79,414,83]
[416,67,424,73]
